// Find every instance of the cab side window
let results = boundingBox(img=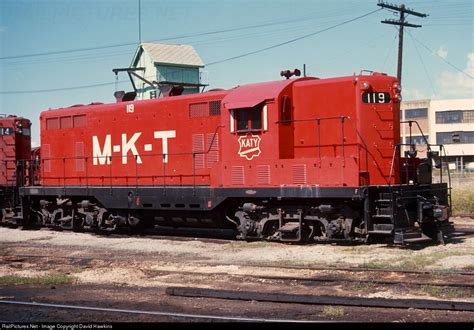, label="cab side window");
[236,106,262,132]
